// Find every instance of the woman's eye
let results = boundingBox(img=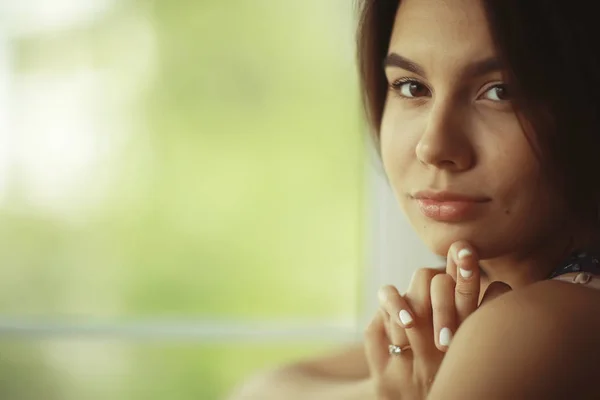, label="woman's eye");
[481,84,510,101]
[392,80,430,98]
